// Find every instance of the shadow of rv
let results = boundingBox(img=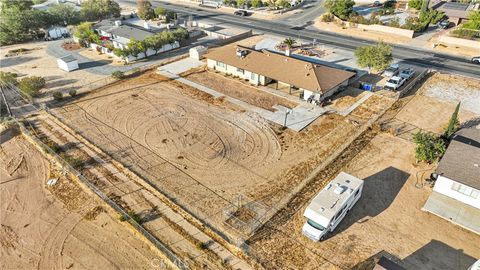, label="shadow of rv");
[325,166,410,239]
